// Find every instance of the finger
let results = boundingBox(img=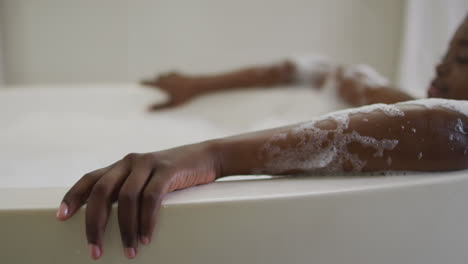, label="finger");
[139,171,171,245]
[335,65,344,81]
[140,79,156,87]
[147,100,175,111]
[117,155,153,259]
[159,72,178,79]
[85,158,132,260]
[57,164,114,221]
